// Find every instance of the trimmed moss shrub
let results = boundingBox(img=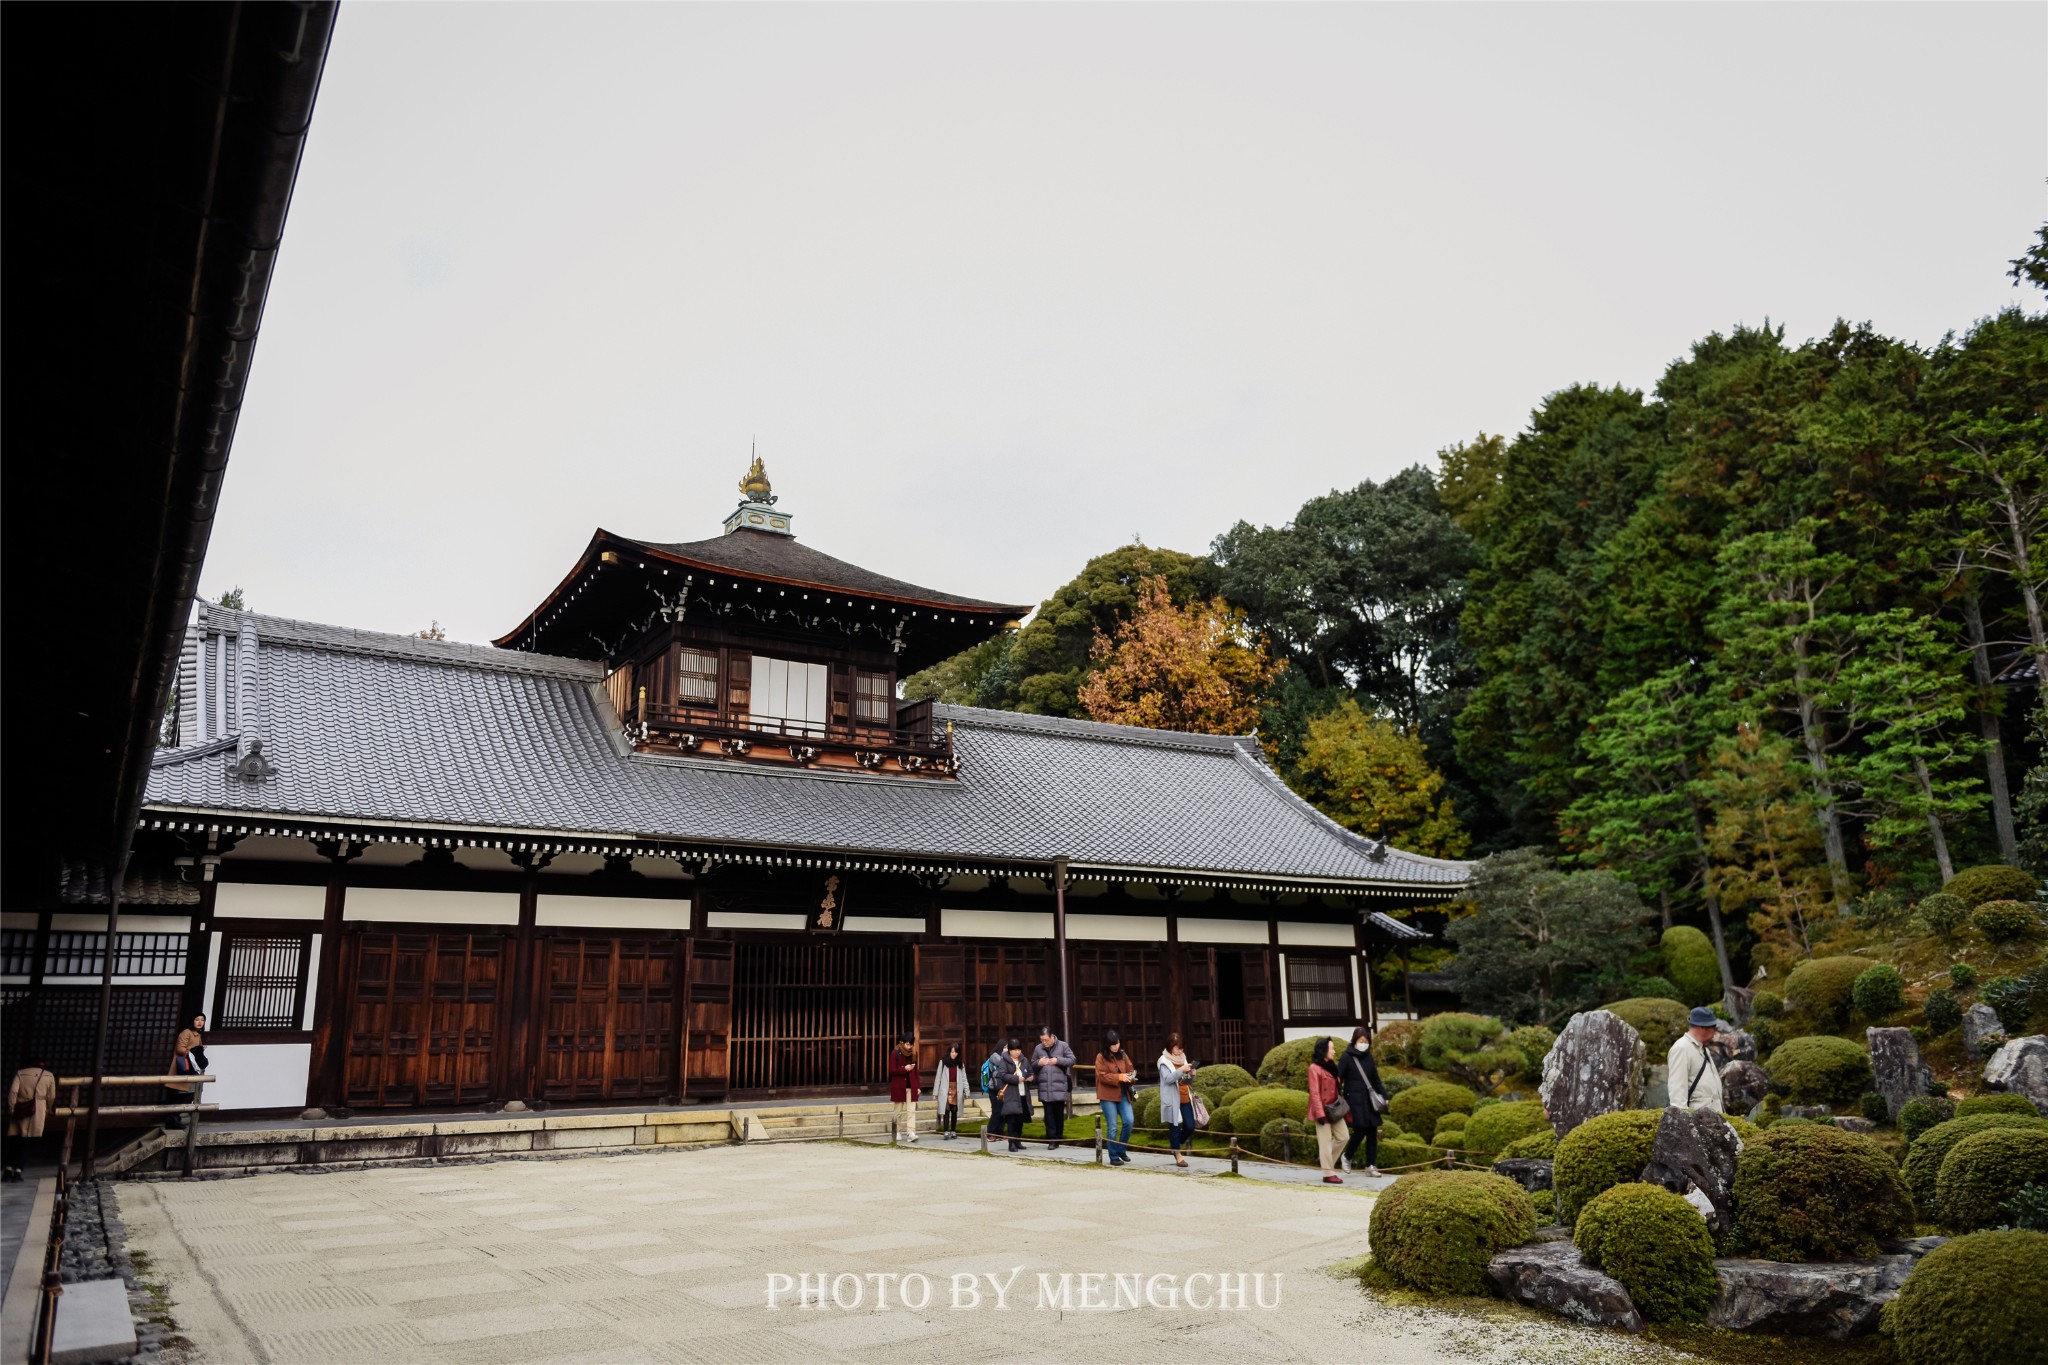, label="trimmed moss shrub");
[1882,1229,2048,1365]
[1366,1170,1536,1295]
[1495,1128,1559,1162]
[1506,1024,1555,1073]
[1984,973,2042,1033]
[1957,1093,2041,1119]
[1972,899,2041,944]
[1726,1114,1761,1143]
[1661,926,1721,1007]
[1379,1070,1422,1098]
[1254,1037,1318,1091]
[1624,975,1683,1002]
[1936,1128,2048,1232]
[1388,1081,1478,1137]
[1195,1063,1257,1099]
[1900,1097,1955,1146]
[1785,956,1871,1026]
[1731,1124,1914,1260]
[1925,987,1962,1038]
[1217,1085,1265,1117]
[1750,1017,1783,1057]
[1472,1095,1499,1110]
[1433,1112,1470,1145]
[1752,990,1784,1019]
[1464,1100,1548,1159]
[1258,1117,1314,1163]
[1574,1182,1717,1323]
[1915,892,1970,939]
[1135,1086,1161,1132]
[1949,962,1979,990]
[1766,1035,1874,1105]
[1377,1138,1446,1172]
[1852,964,1906,1019]
[1554,1109,1661,1226]
[1372,1019,1423,1067]
[1601,997,1689,1054]
[1229,1087,1308,1134]
[1903,1114,2048,1212]
[1529,1188,1554,1220]
[1945,864,2039,908]
[1860,1092,1892,1125]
